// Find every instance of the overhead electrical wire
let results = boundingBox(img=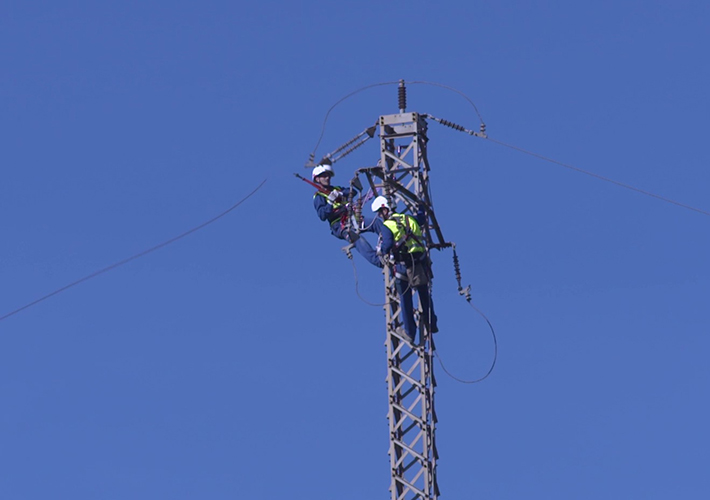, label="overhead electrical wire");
[482,136,710,217]
[312,79,709,218]
[0,178,268,323]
